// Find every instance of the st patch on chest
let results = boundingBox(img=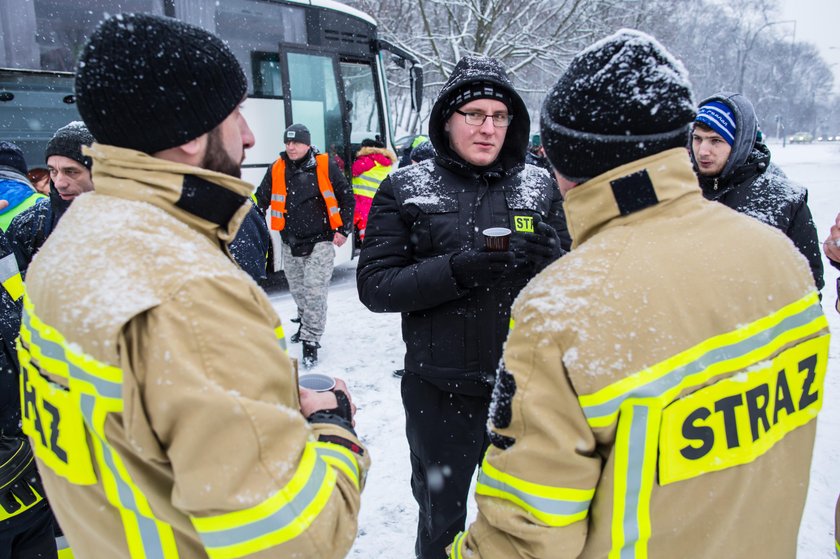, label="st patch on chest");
[512,215,534,233]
